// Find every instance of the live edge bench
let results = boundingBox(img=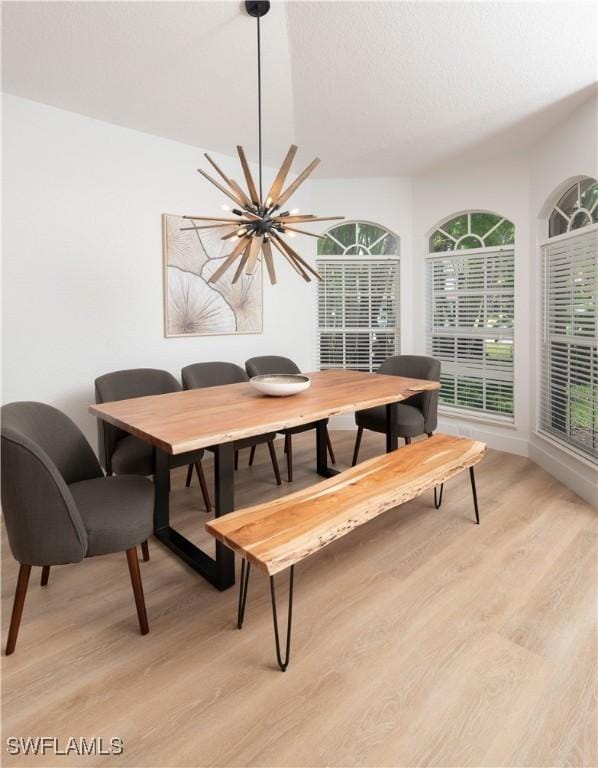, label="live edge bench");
[206,433,486,671]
